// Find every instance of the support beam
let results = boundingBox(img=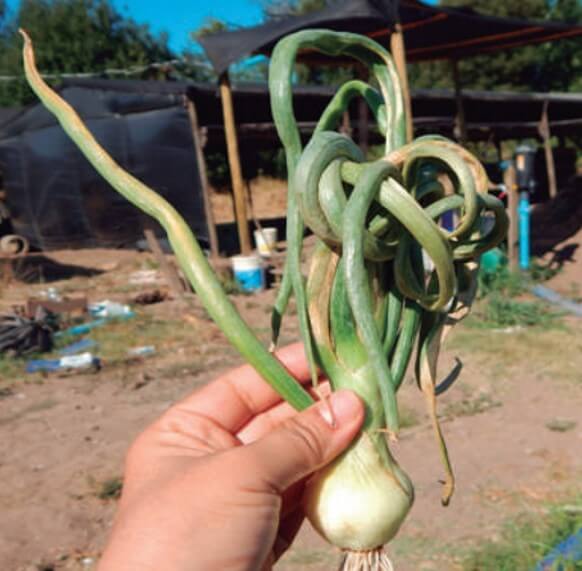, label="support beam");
[340,110,352,137]
[219,72,252,255]
[538,100,558,200]
[355,65,370,154]
[390,23,413,143]
[143,228,187,300]
[358,96,369,155]
[504,162,519,271]
[186,98,219,259]
[451,59,468,144]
